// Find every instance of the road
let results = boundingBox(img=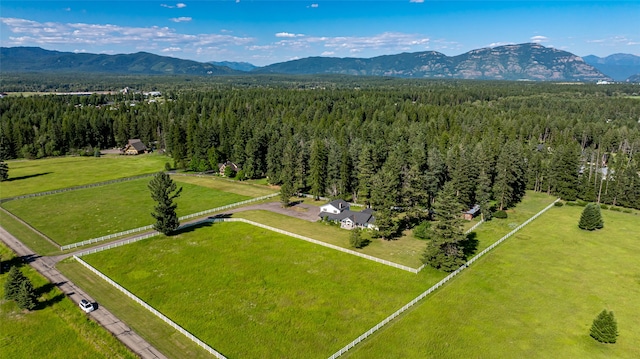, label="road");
[0,225,167,359]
